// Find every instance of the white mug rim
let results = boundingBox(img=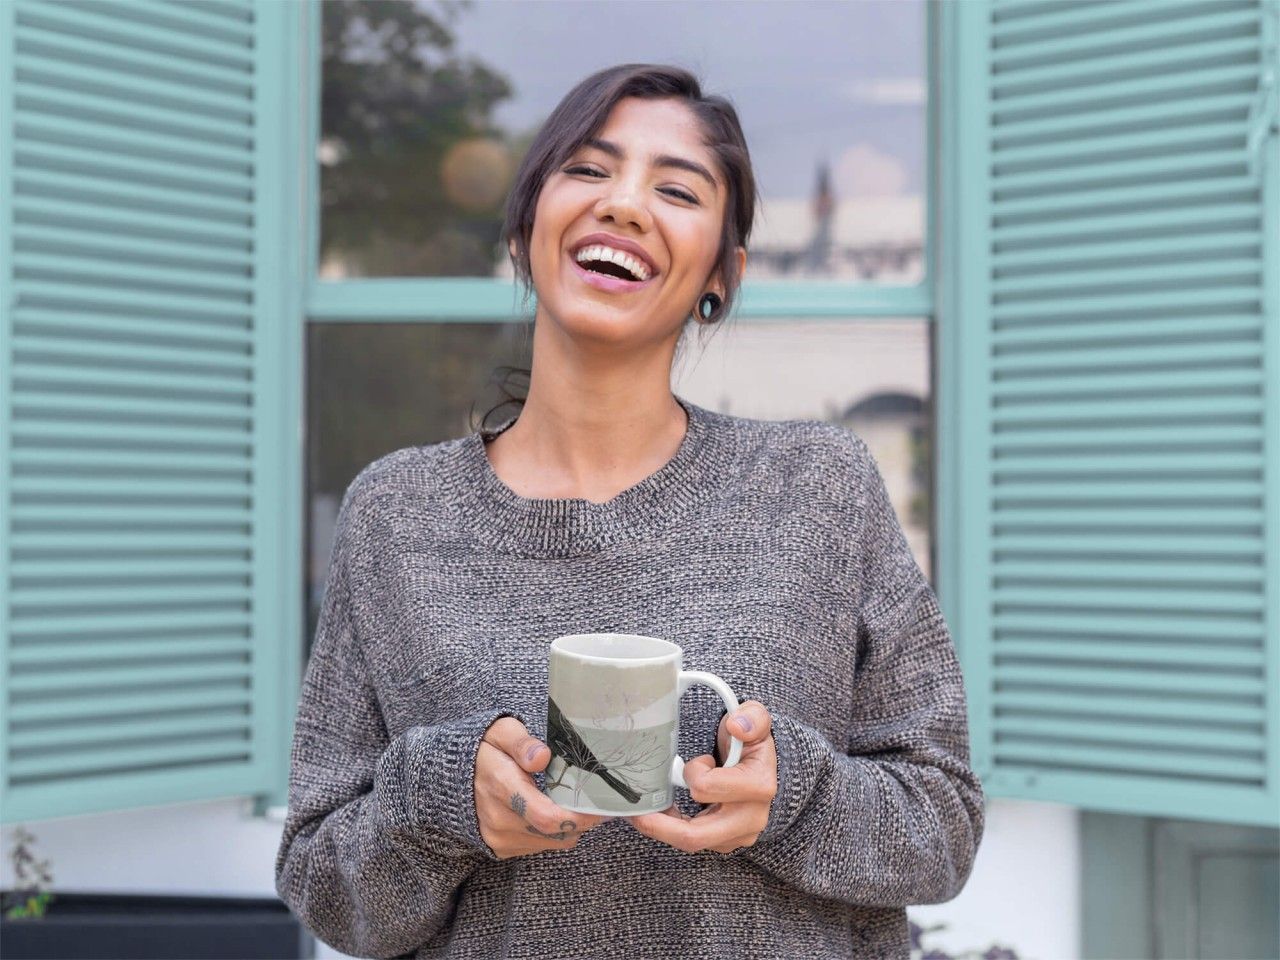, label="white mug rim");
[550,632,681,665]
